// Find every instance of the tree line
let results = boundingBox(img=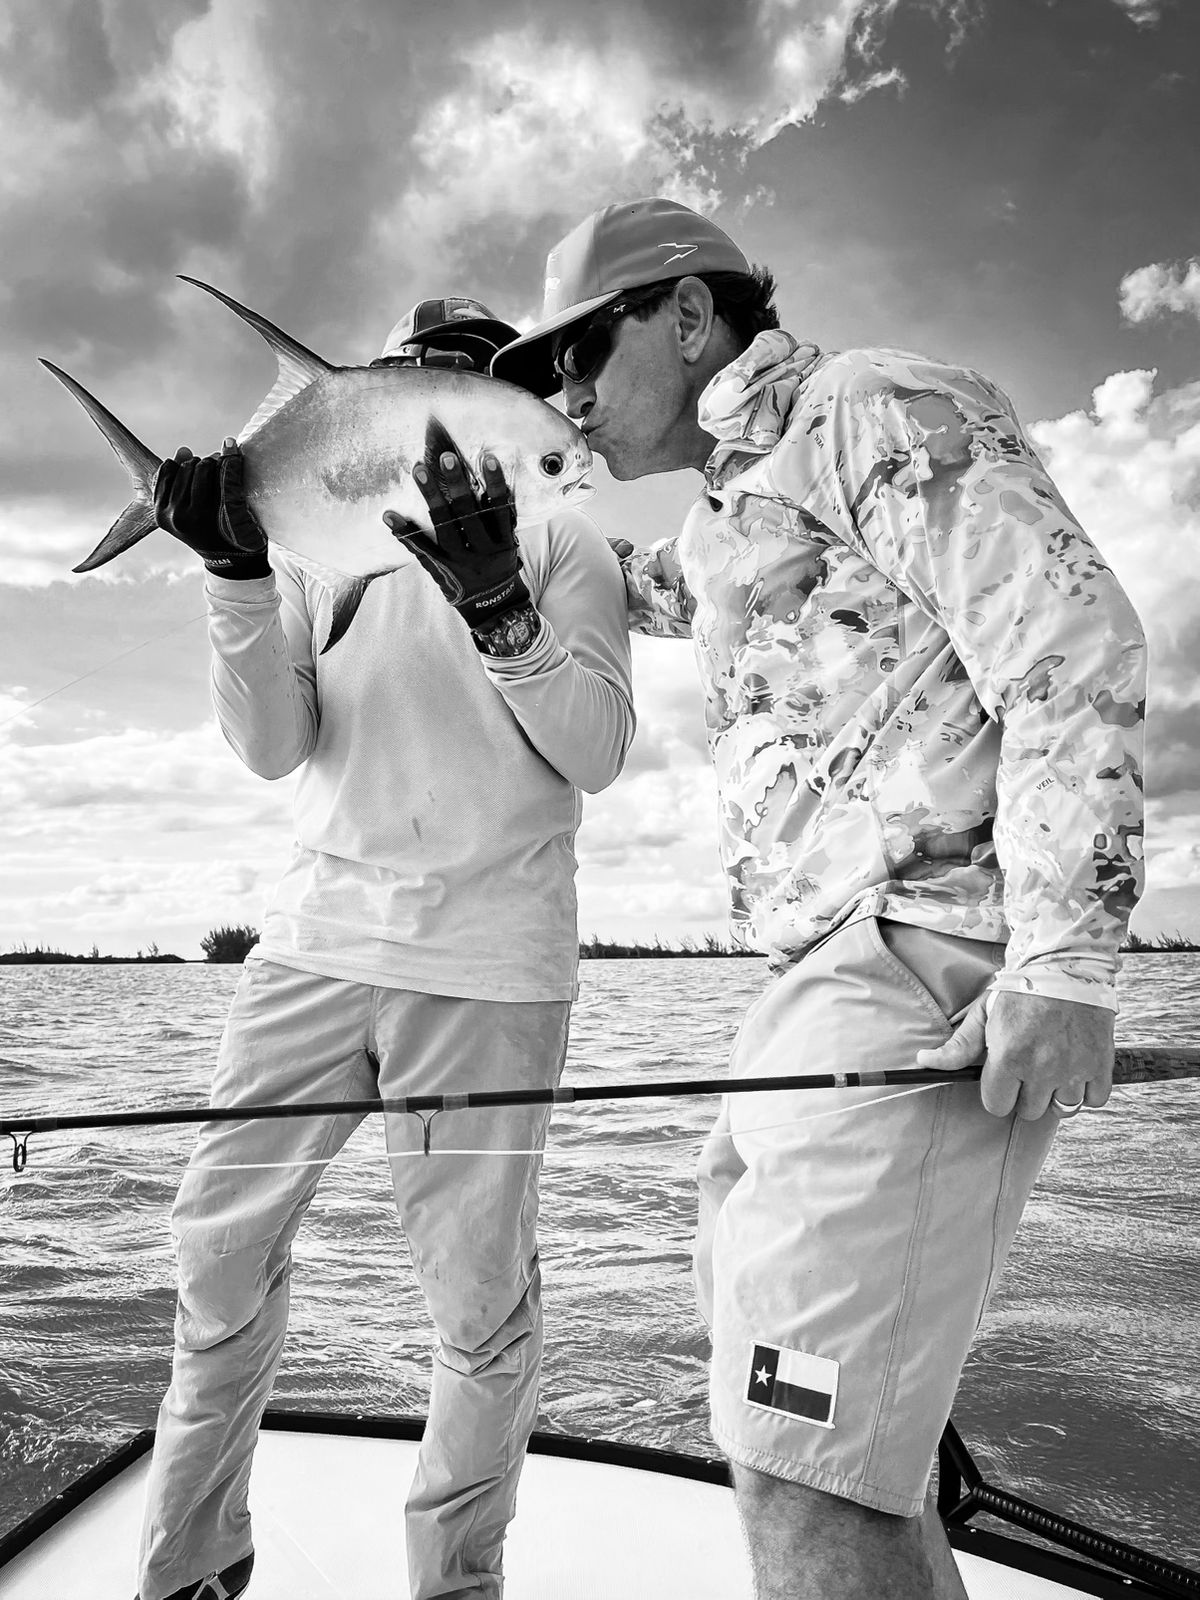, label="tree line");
[2,926,1198,964]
